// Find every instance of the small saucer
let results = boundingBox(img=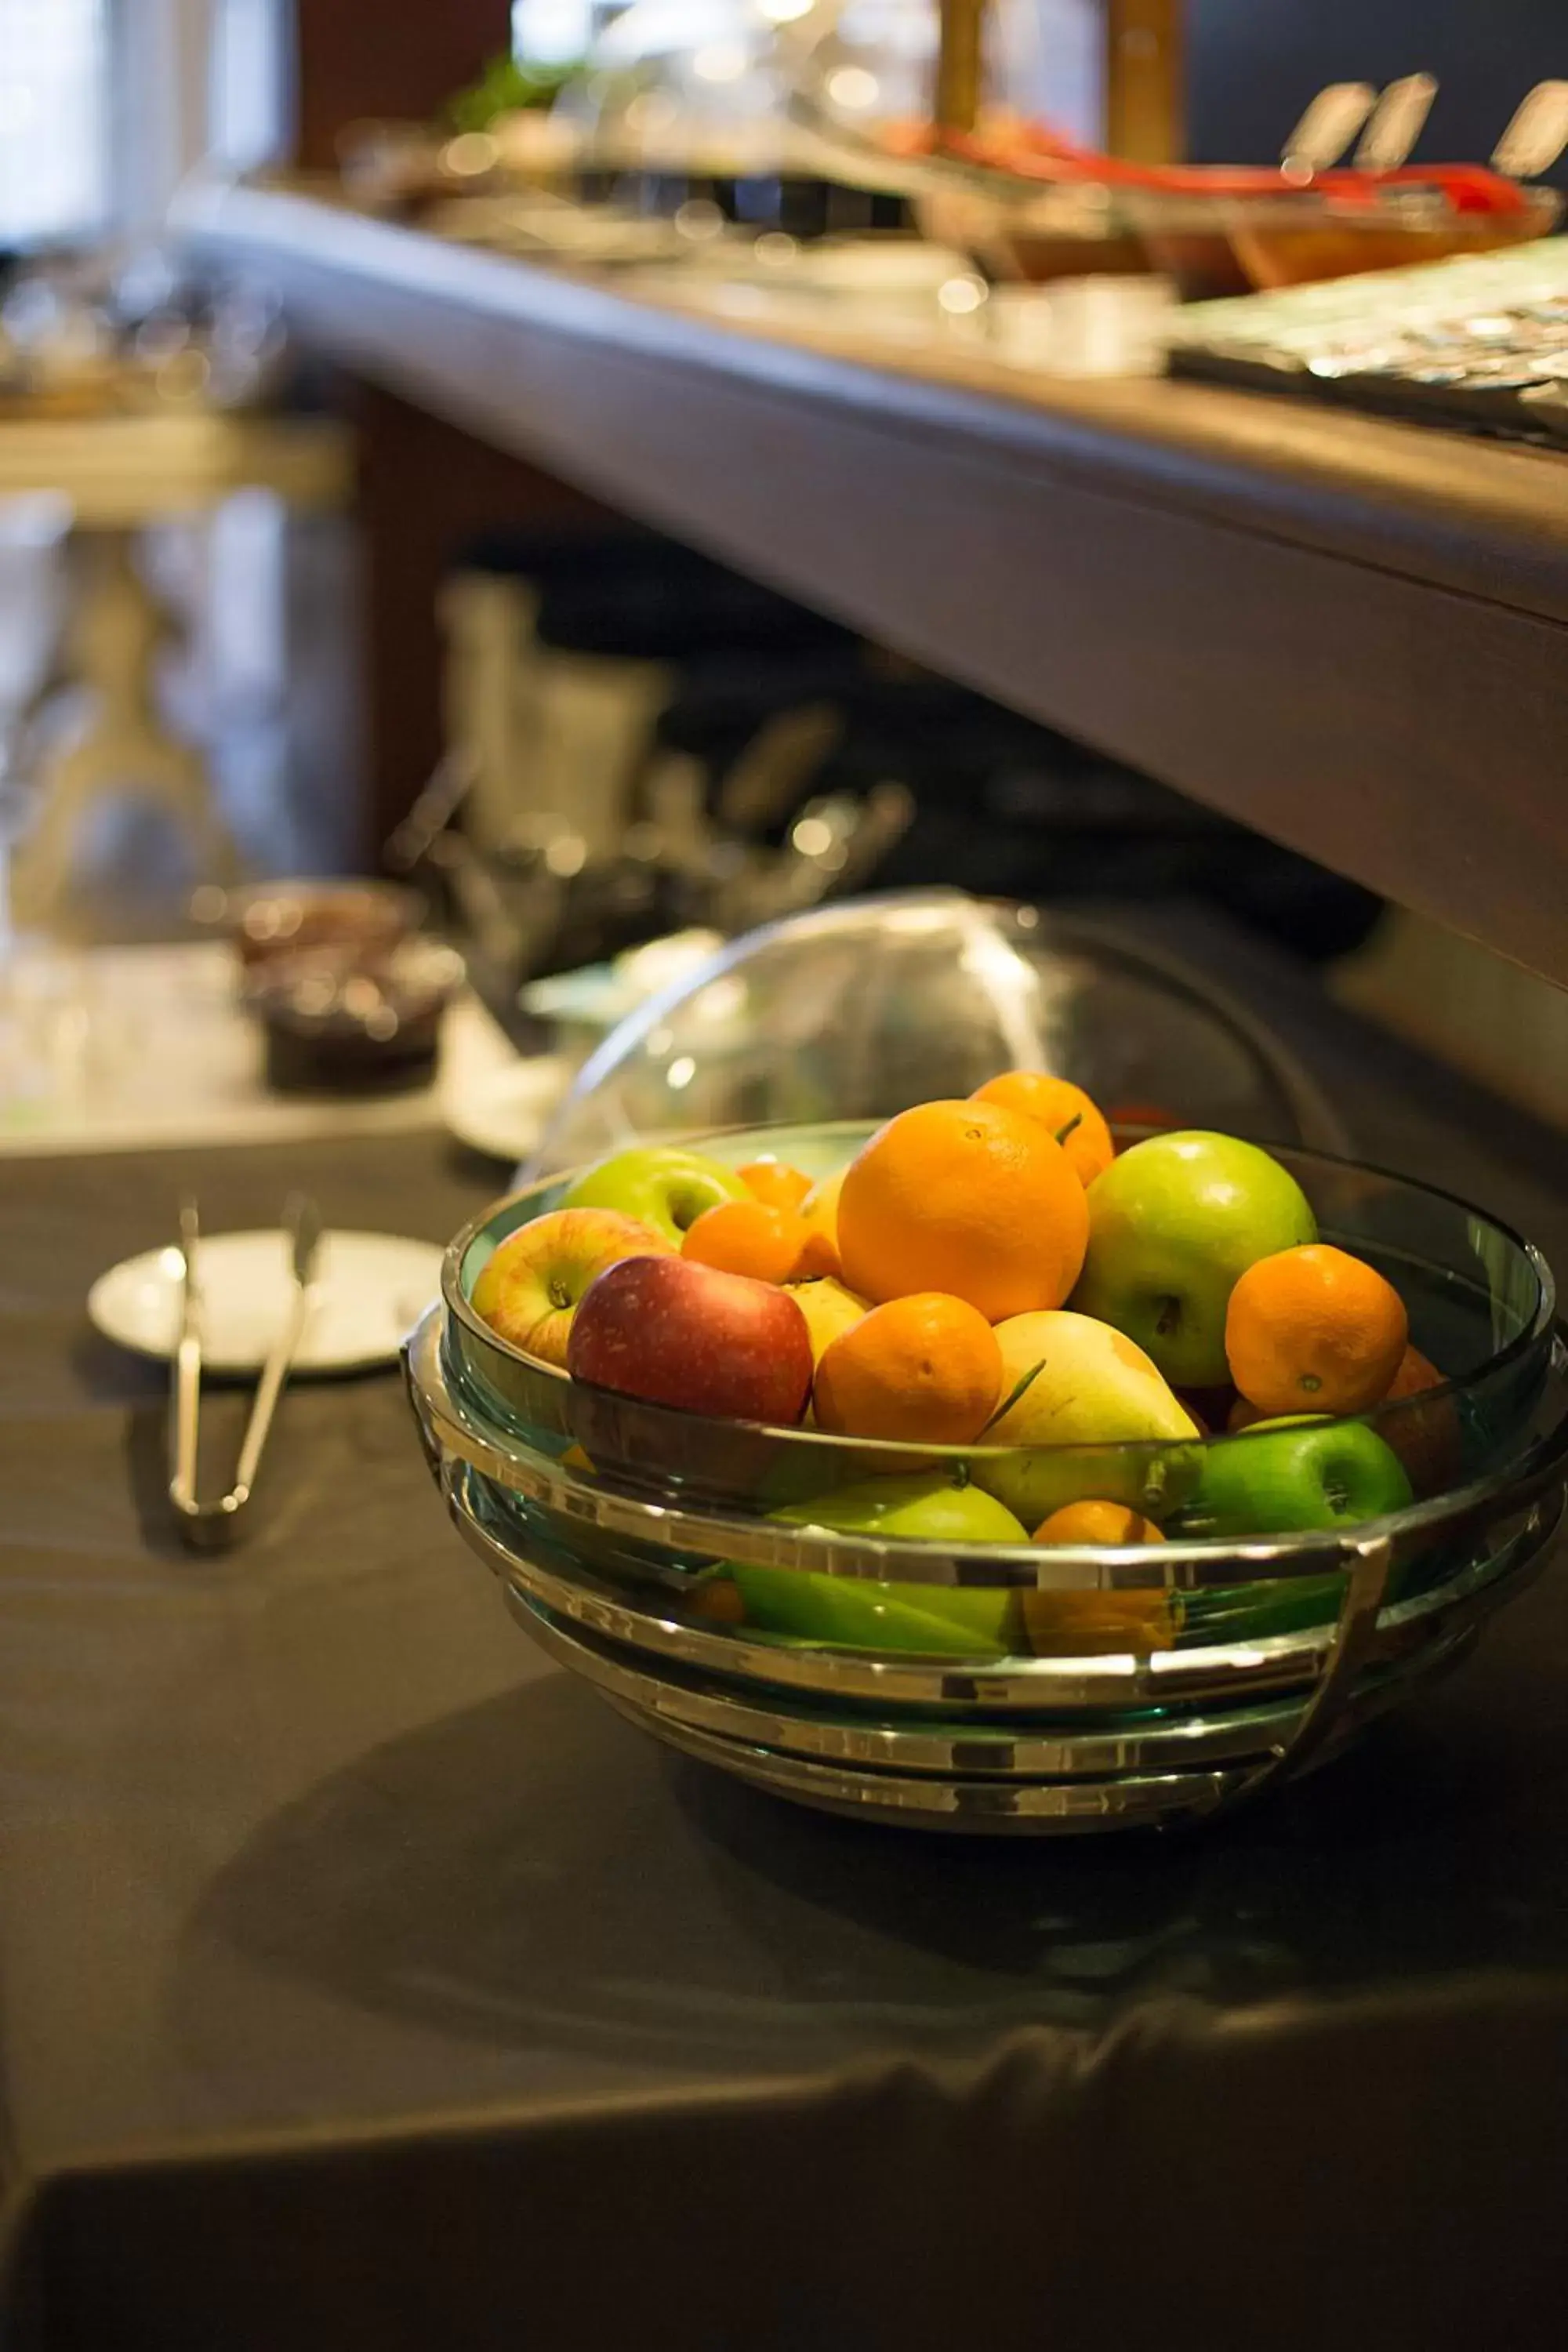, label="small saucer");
[89,1229,446,1375]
